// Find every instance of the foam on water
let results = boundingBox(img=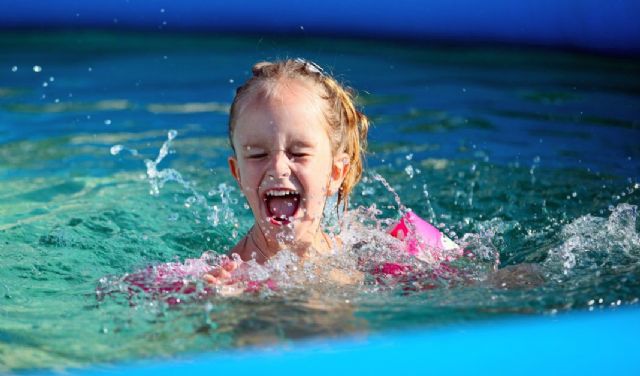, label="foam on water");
[544,203,640,278]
